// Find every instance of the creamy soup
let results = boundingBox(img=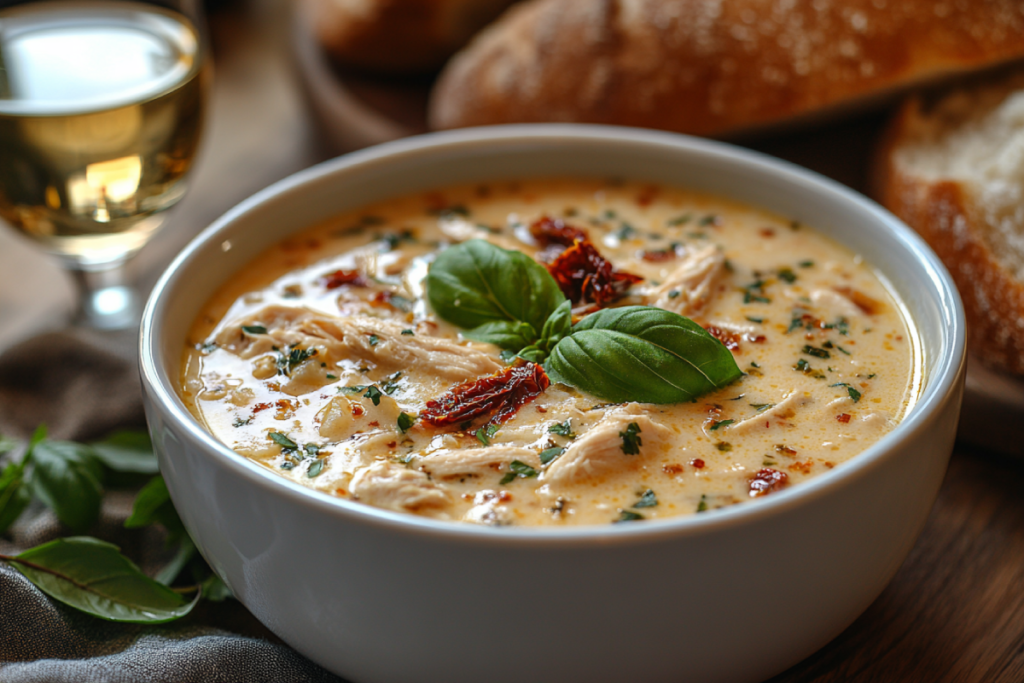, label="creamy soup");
[182,179,919,526]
